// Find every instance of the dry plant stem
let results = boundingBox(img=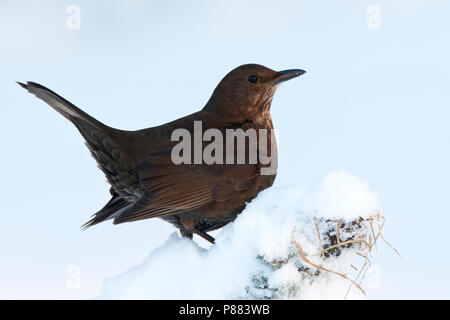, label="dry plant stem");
[345,252,372,299]
[345,260,368,299]
[356,252,371,266]
[292,238,366,296]
[369,218,378,251]
[377,216,402,257]
[314,238,370,256]
[336,220,342,244]
[373,218,384,245]
[359,261,371,286]
[296,214,398,298]
[313,217,324,256]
